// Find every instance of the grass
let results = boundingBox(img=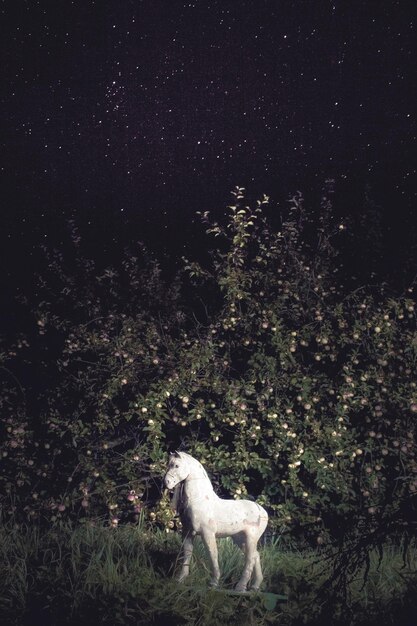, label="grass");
[0,519,416,626]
